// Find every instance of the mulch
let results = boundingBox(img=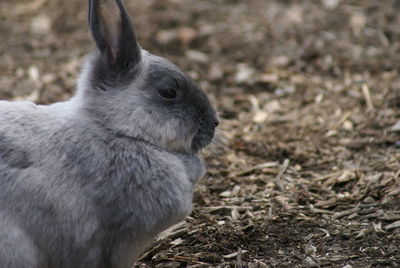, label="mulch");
[1,0,399,267]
